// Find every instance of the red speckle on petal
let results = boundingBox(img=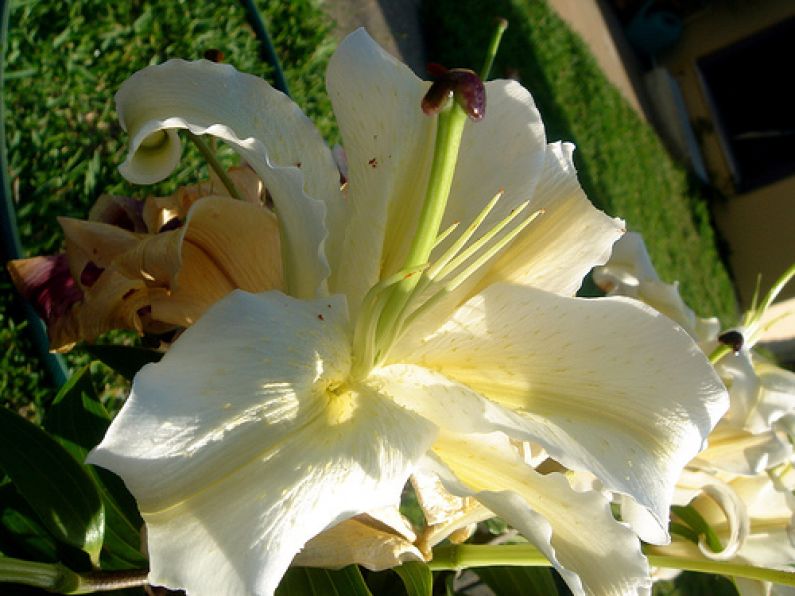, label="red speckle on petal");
[317,314,325,321]
[368,158,378,168]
